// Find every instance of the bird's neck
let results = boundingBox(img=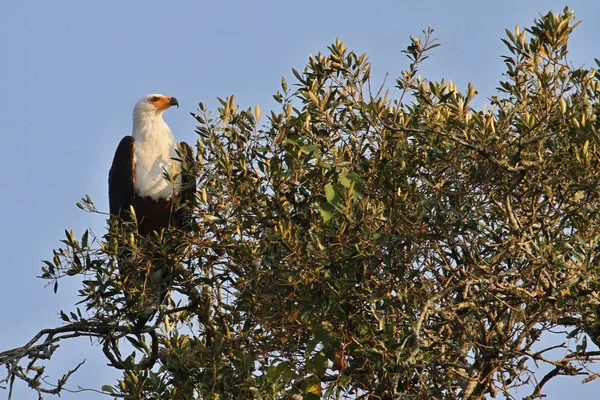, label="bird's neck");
[132,113,171,141]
